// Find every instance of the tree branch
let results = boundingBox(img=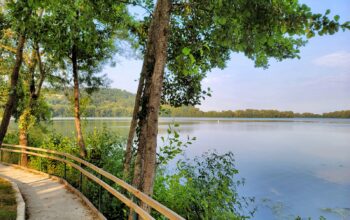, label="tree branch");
[34,43,46,98]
